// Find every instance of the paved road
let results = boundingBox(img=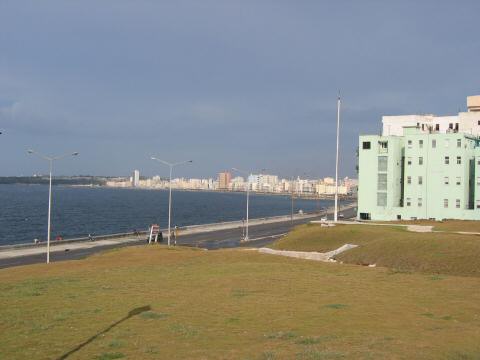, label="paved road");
[0,207,356,269]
